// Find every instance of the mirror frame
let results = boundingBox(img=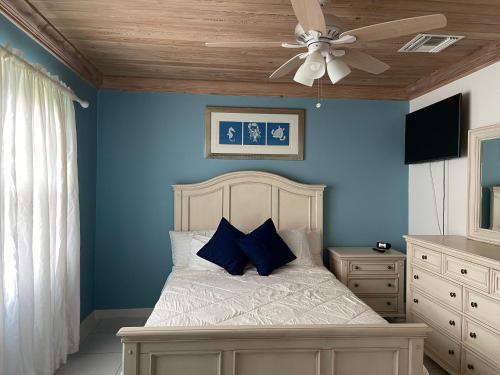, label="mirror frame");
[468,123,500,245]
